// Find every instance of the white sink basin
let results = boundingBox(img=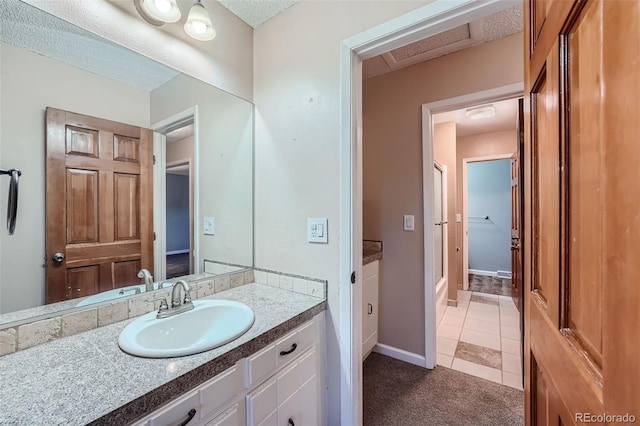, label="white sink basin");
[118,300,255,358]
